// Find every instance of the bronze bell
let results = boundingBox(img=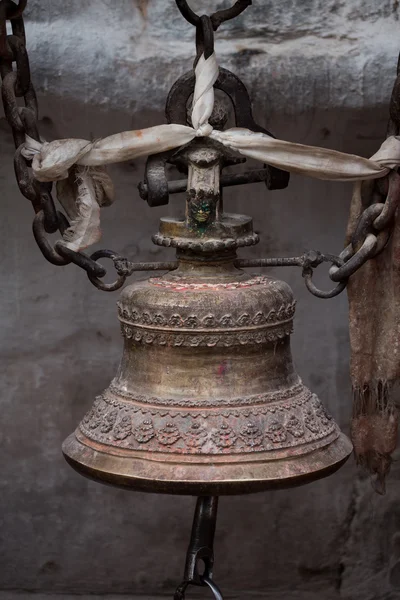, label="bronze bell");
[63,130,352,495]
